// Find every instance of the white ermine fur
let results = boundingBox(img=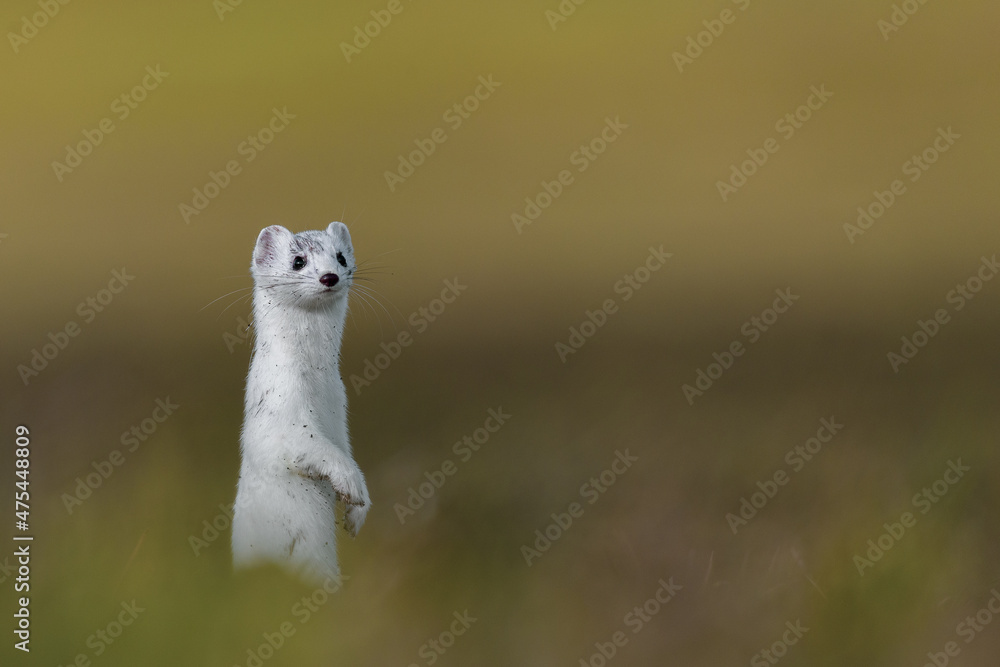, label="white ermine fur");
[232,222,369,585]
